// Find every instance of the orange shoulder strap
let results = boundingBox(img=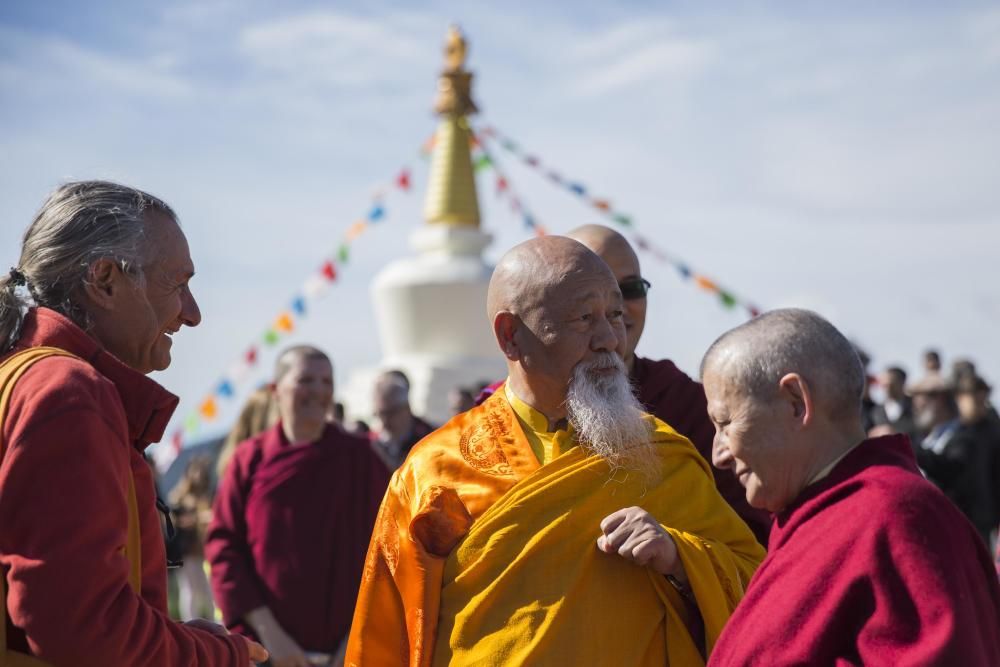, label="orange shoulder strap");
[0,347,142,665]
